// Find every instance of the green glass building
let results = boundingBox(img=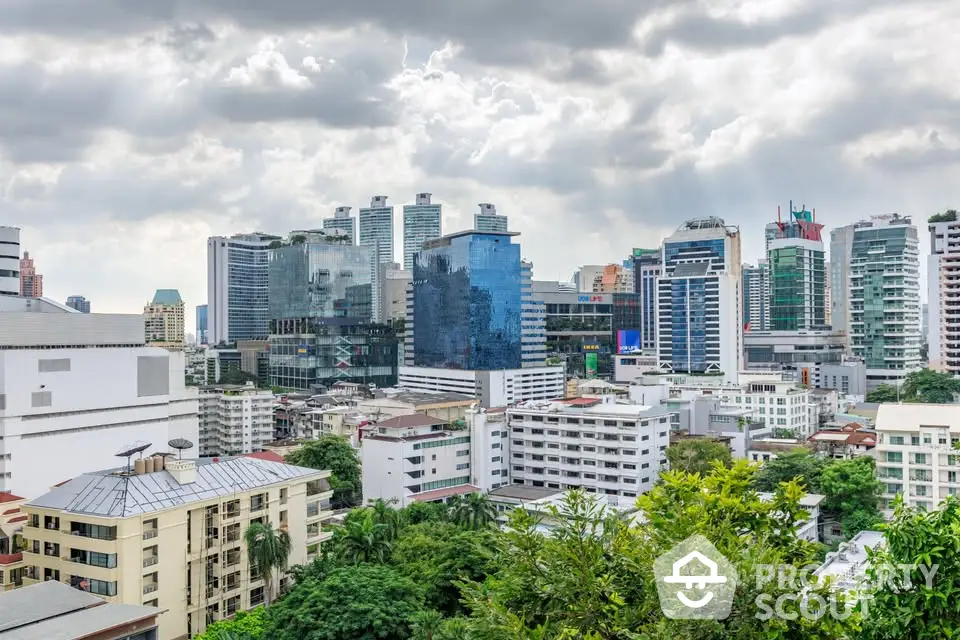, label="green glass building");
[768,240,826,330]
